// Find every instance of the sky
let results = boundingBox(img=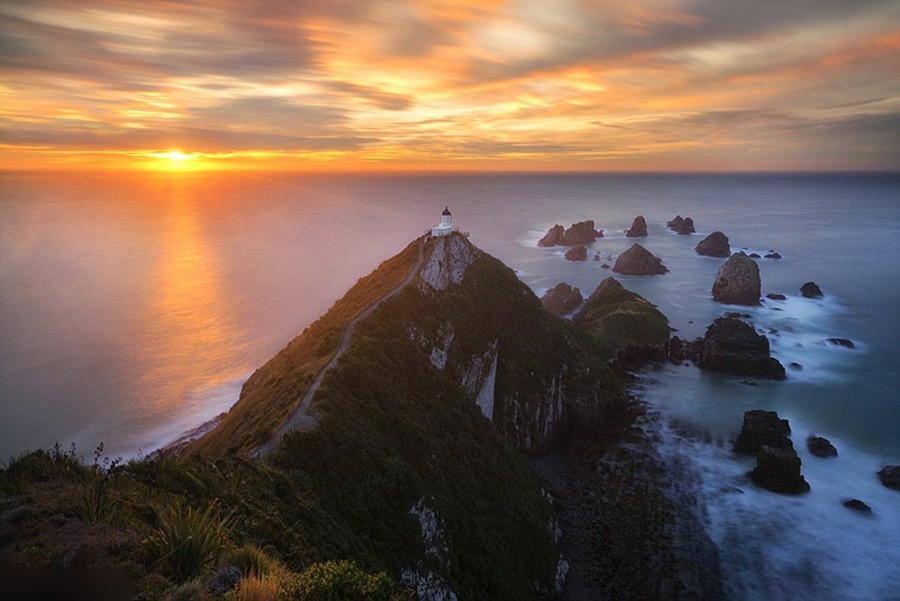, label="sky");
[1,0,899,172]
